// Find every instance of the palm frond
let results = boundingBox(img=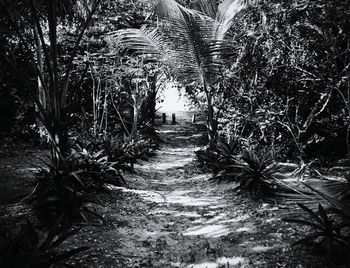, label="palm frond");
[108,26,166,61]
[215,0,247,39]
[156,0,217,85]
[280,178,350,218]
[303,183,350,218]
[189,0,218,19]
[107,0,247,88]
